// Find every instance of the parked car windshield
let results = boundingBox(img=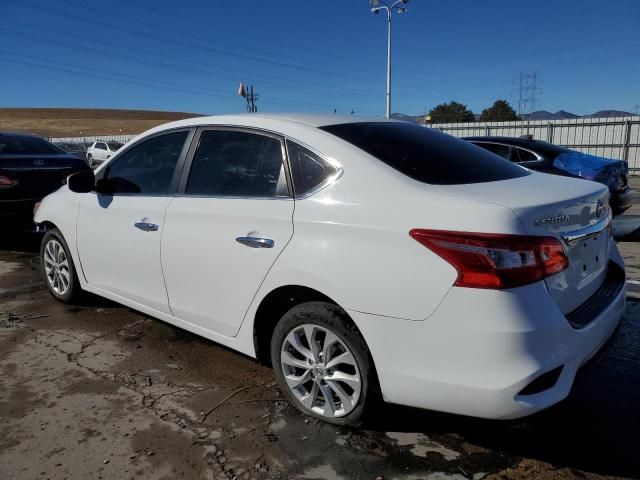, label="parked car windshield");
[321,122,530,185]
[0,134,64,155]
